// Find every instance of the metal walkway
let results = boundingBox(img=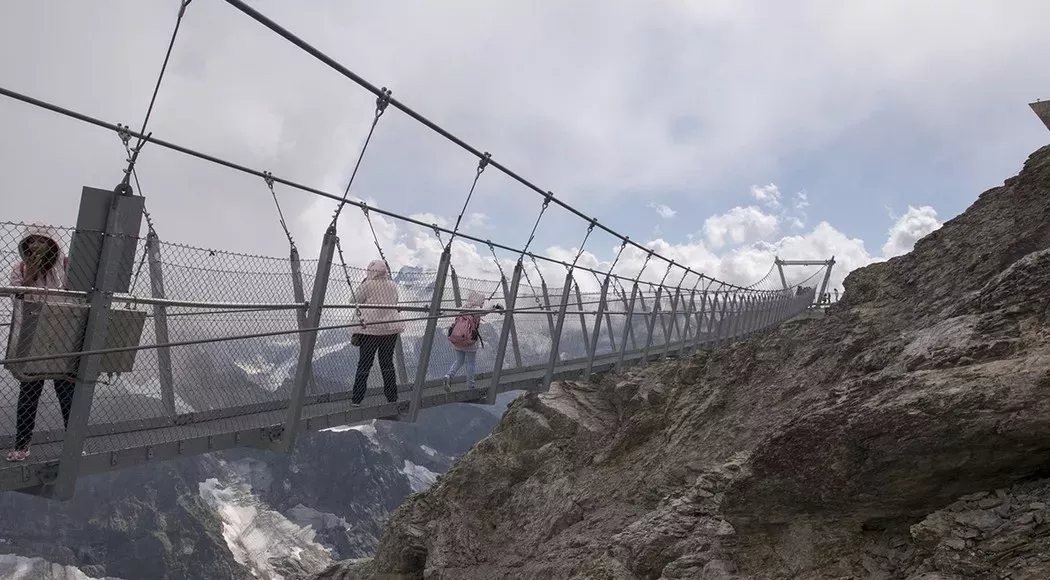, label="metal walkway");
[0,0,826,499]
